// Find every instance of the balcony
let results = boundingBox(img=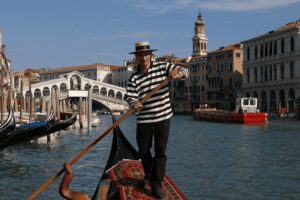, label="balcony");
[242,77,300,89]
[190,69,198,74]
[174,84,185,89]
[207,88,220,92]
[174,97,185,101]
[191,90,199,94]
